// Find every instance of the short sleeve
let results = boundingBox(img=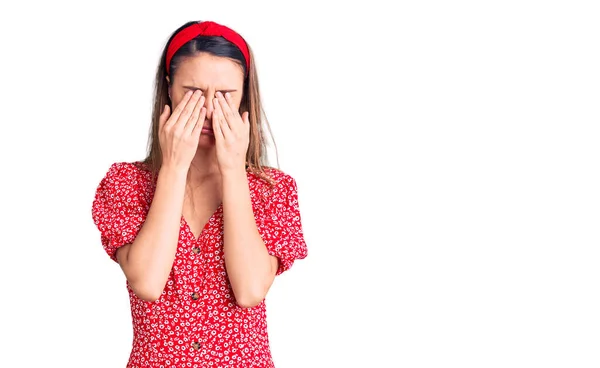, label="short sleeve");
[91,162,150,262]
[257,174,308,275]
